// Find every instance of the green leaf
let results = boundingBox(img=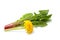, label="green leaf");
[20,13,33,21]
[39,10,49,15]
[41,14,52,22]
[32,21,47,27]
